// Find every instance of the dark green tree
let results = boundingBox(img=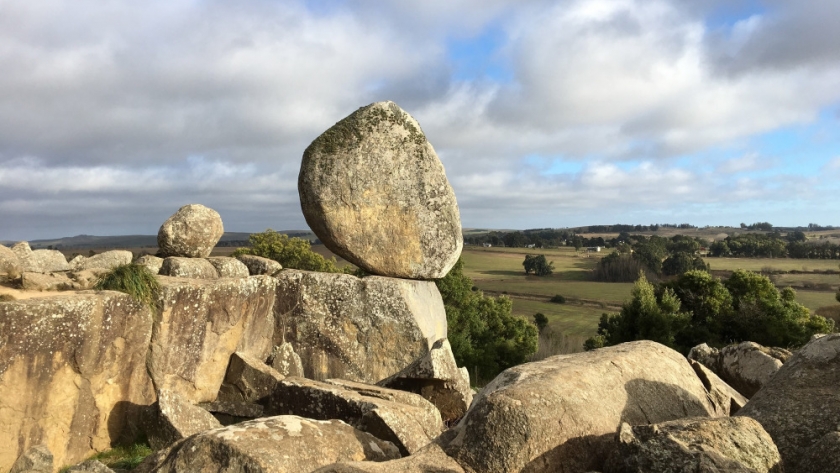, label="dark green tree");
[436,258,538,383]
[233,229,346,273]
[661,251,708,276]
[523,254,554,276]
[533,313,549,332]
